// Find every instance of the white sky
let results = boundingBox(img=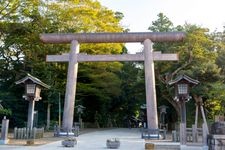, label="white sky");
[98,0,225,53]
